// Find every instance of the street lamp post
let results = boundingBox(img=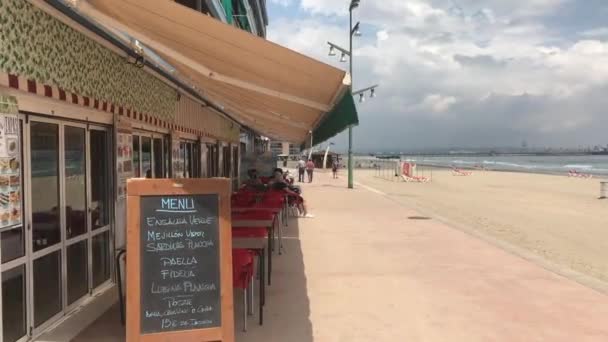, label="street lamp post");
[327,0,378,189]
[348,1,356,189]
[308,130,313,160]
